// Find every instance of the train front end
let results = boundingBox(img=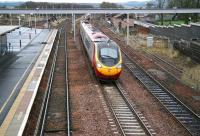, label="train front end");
[94,40,122,80]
